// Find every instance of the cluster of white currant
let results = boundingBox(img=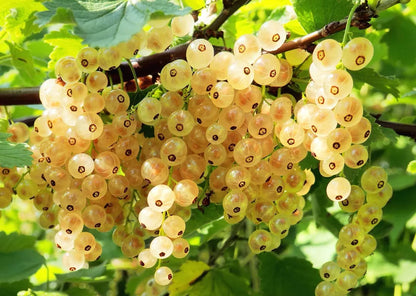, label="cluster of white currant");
[300,38,393,295]
[316,166,392,296]
[0,12,196,277]
[0,9,392,293]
